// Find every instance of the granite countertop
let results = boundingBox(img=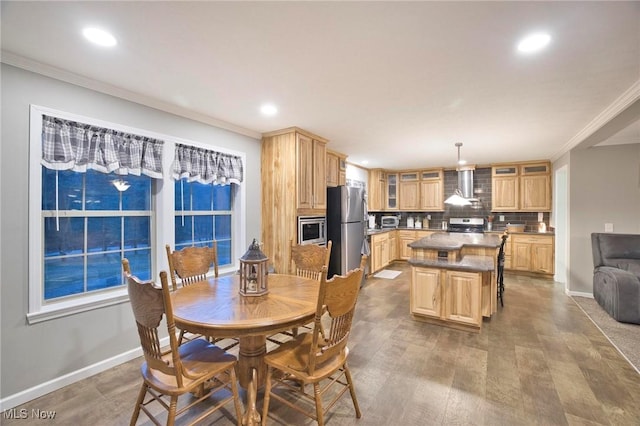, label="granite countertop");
[408,255,495,272]
[408,232,501,250]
